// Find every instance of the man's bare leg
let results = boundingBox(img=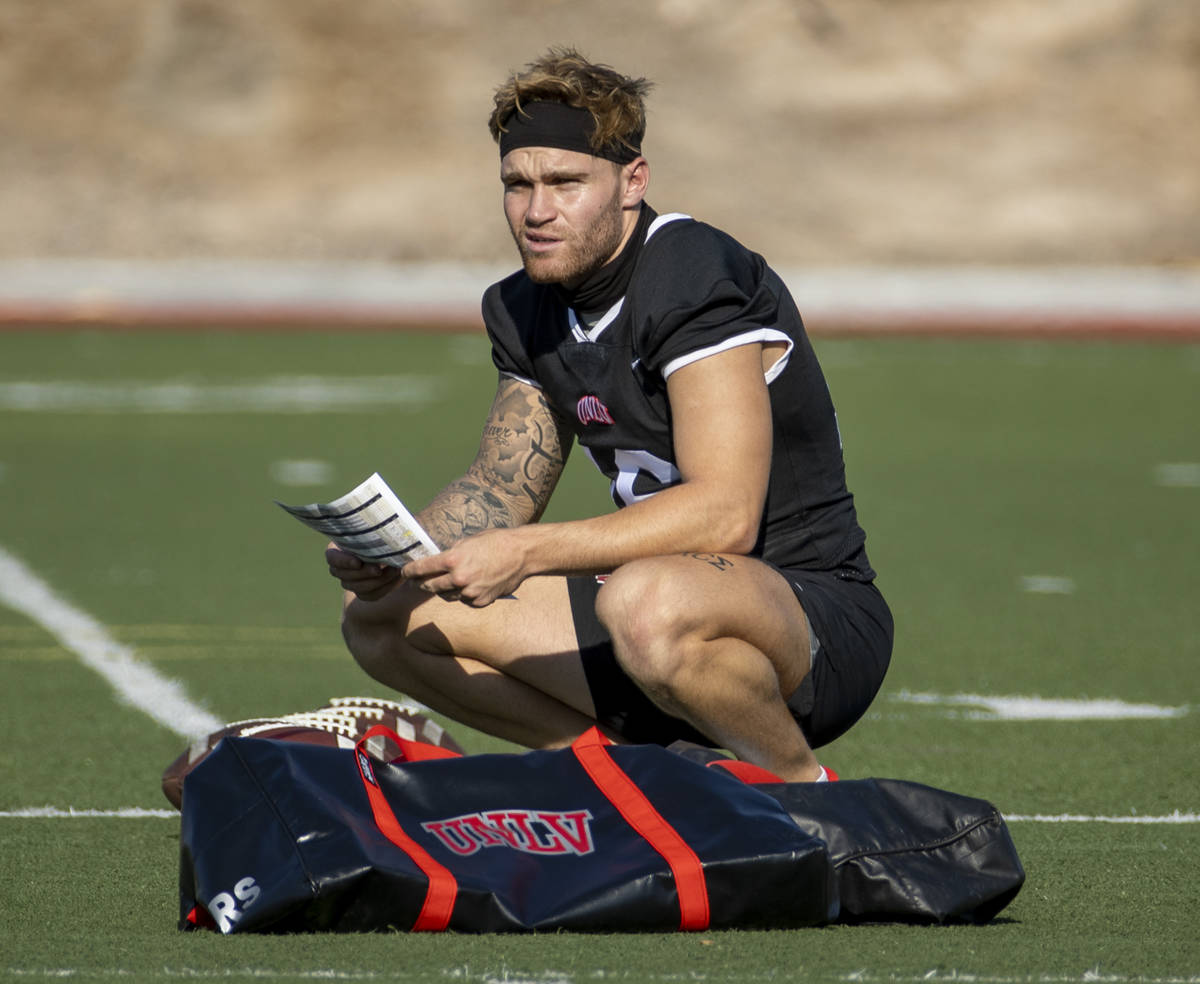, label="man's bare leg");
[594,552,824,781]
[341,574,605,749]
